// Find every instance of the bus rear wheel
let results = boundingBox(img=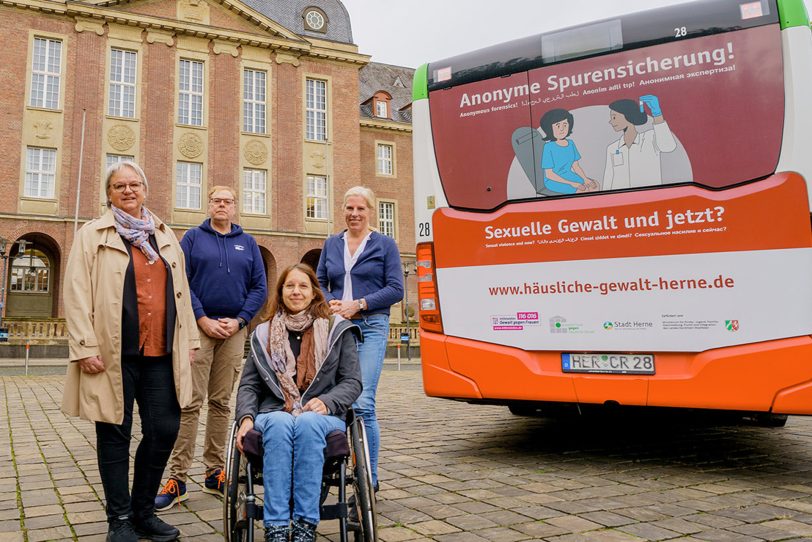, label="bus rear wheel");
[754,413,788,427]
[508,403,541,417]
